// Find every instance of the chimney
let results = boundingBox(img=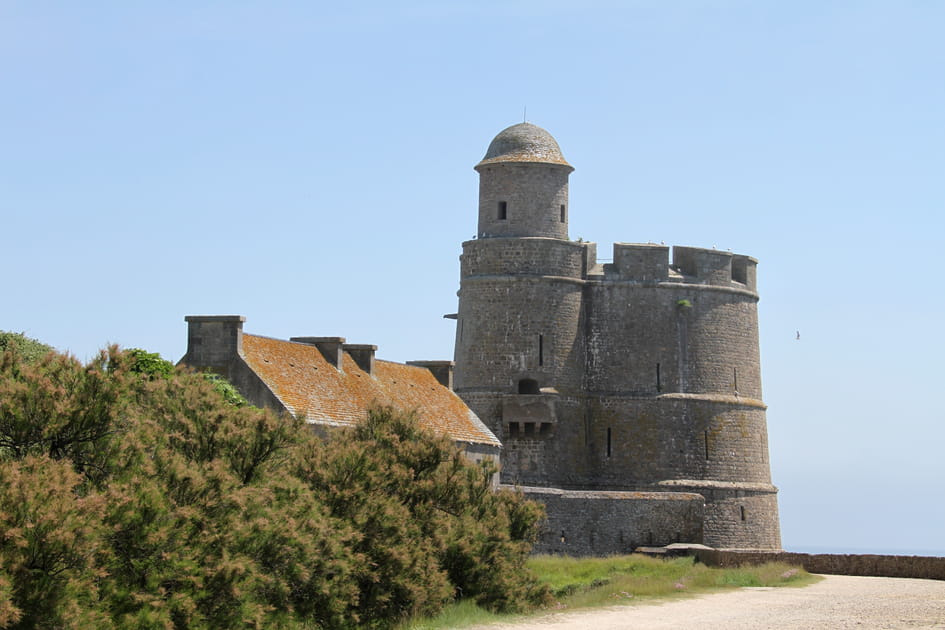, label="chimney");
[407,360,455,390]
[290,336,346,370]
[343,344,377,376]
[182,315,246,369]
